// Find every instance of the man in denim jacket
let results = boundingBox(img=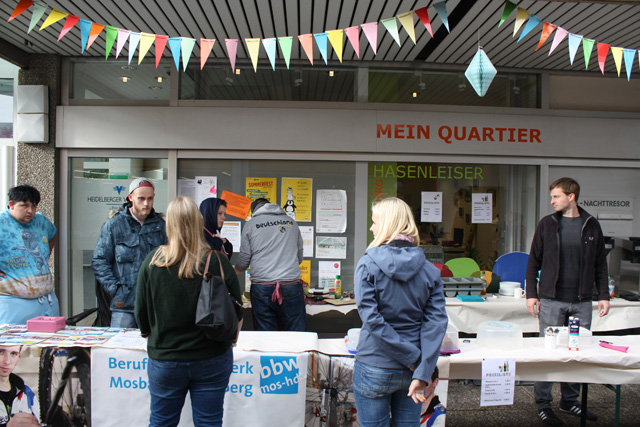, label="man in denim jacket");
[92,178,166,328]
